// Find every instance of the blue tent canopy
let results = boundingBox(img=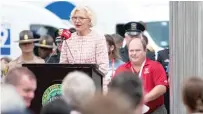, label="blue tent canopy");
[45,1,75,20]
